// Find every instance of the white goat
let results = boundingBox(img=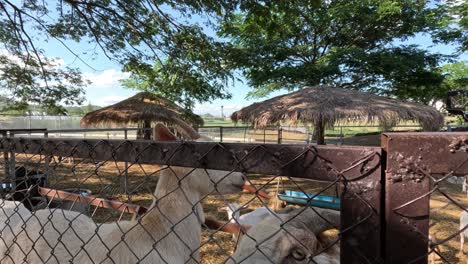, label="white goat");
[0,124,246,263]
[463,176,467,197]
[229,207,340,264]
[0,200,31,255]
[220,203,277,240]
[461,210,468,254]
[0,200,31,222]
